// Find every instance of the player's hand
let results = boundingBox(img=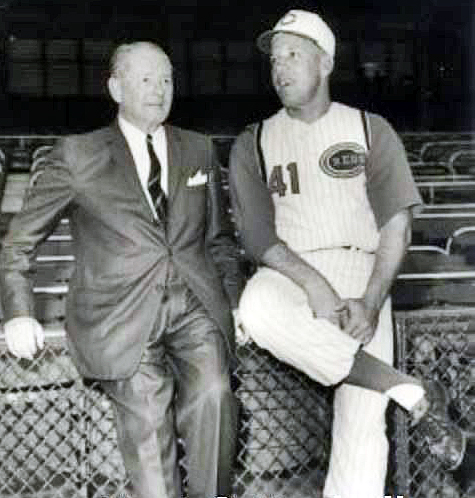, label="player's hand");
[313,306,345,328]
[340,298,378,345]
[232,308,251,345]
[306,285,344,327]
[3,317,45,360]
